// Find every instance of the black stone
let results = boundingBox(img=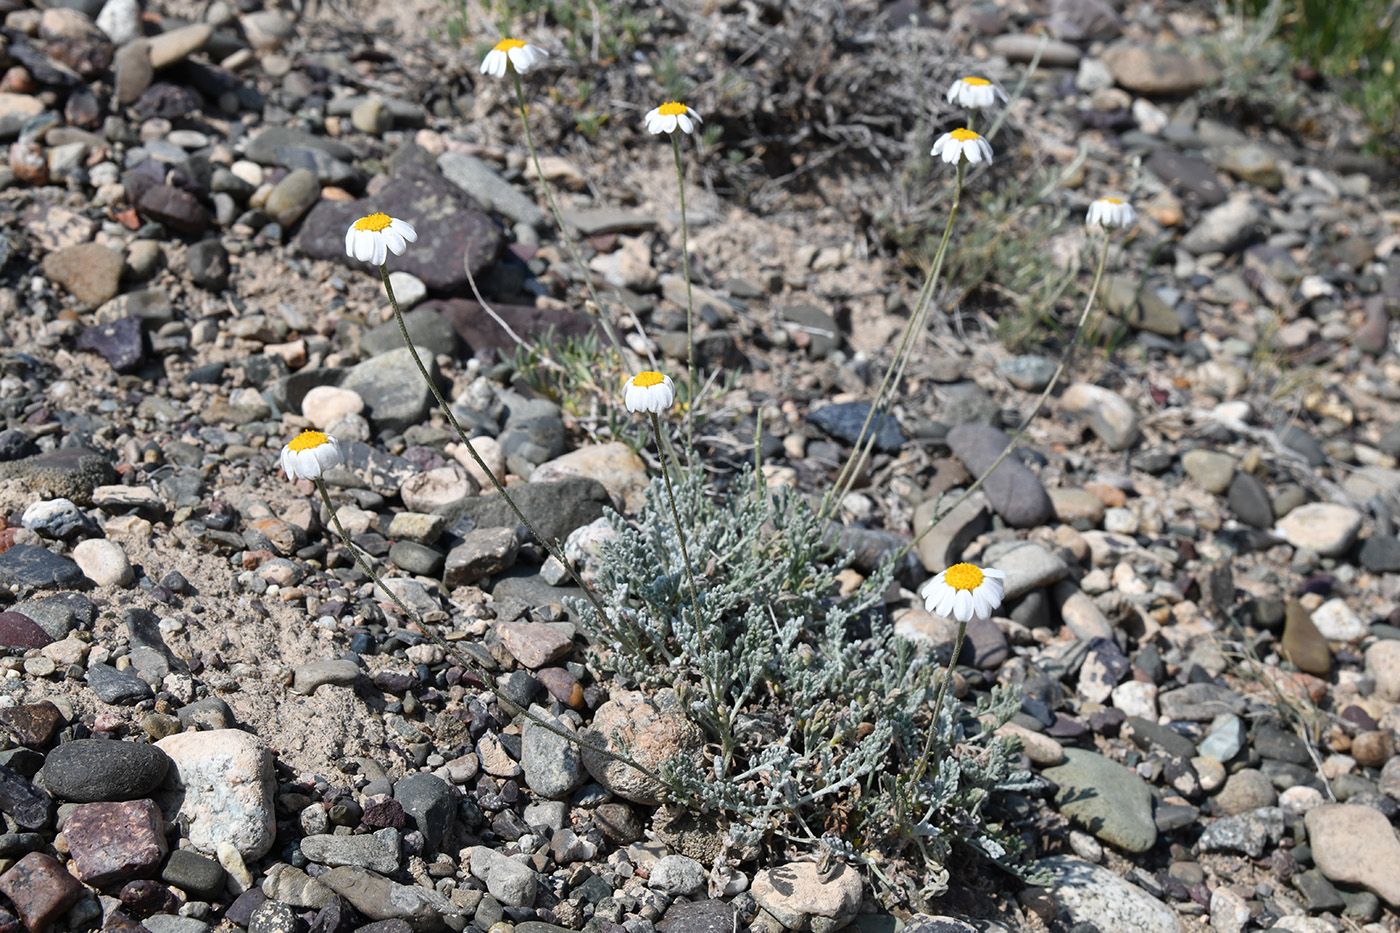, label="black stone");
[161,848,227,901]
[85,664,154,705]
[441,478,608,546]
[41,738,170,803]
[1294,868,1345,912]
[0,763,52,829]
[75,316,146,373]
[807,401,905,452]
[1227,471,1273,530]
[393,772,455,854]
[186,239,230,291]
[0,430,38,462]
[1124,716,1198,760]
[1359,535,1400,573]
[0,546,85,589]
